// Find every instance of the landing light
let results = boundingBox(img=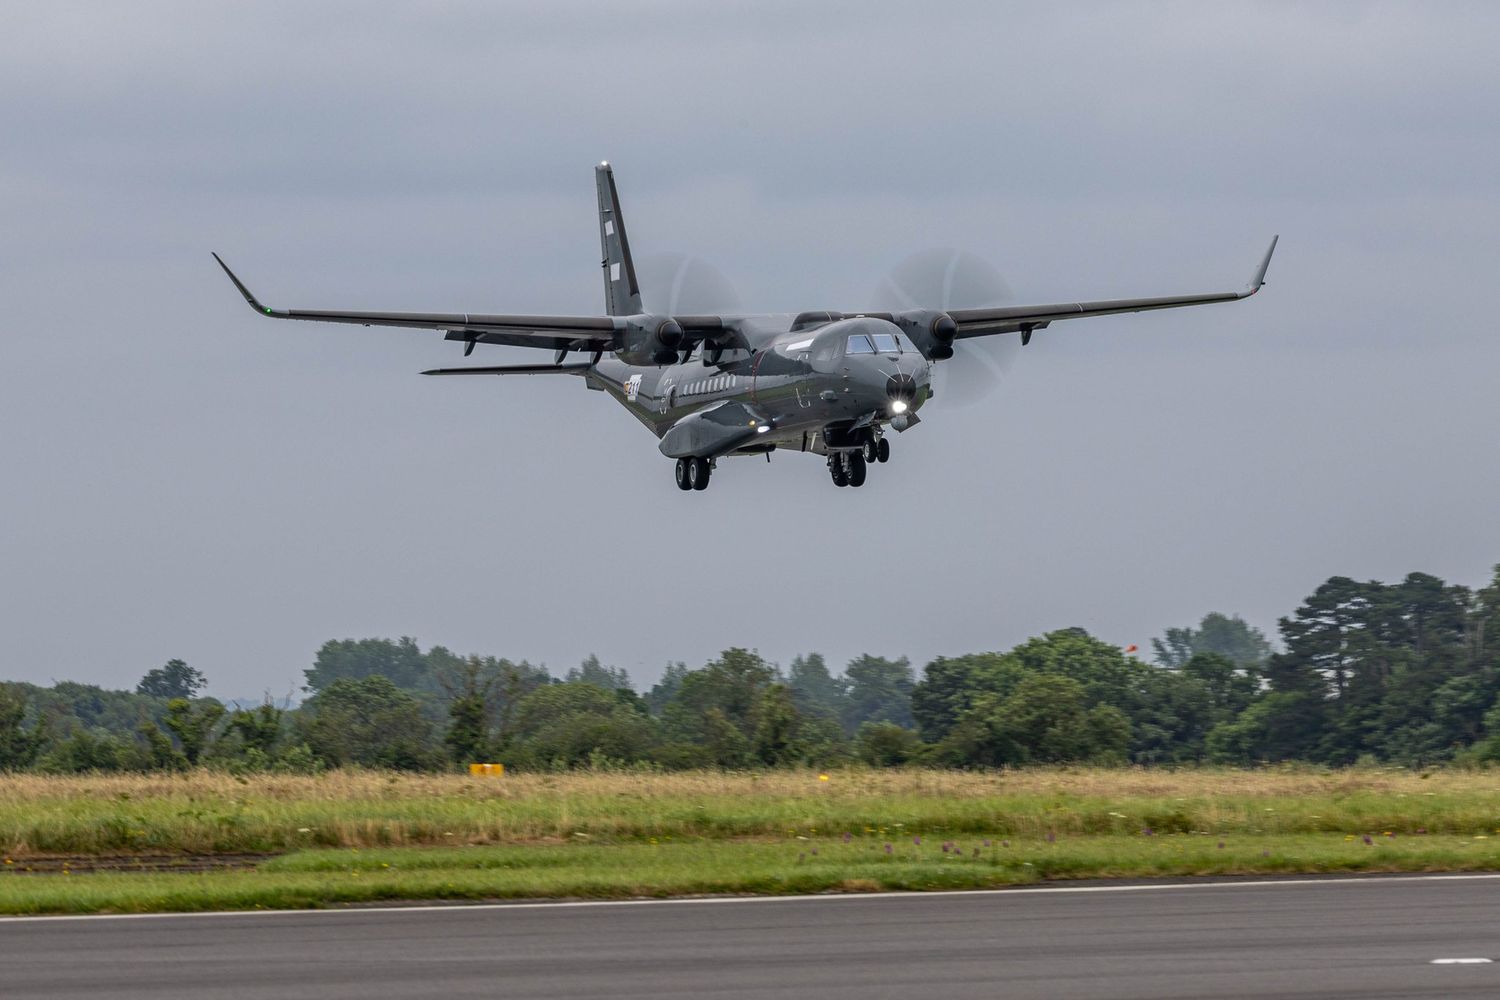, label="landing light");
[890,400,909,414]
[757,425,770,434]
